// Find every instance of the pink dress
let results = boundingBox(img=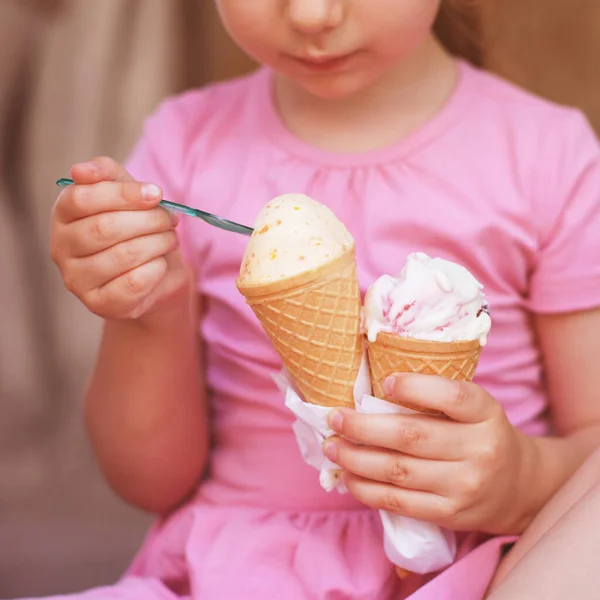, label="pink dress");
[21,60,600,600]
